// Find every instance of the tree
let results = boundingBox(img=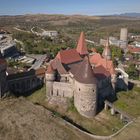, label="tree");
[126,63,139,80]
[111,45,123,61]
